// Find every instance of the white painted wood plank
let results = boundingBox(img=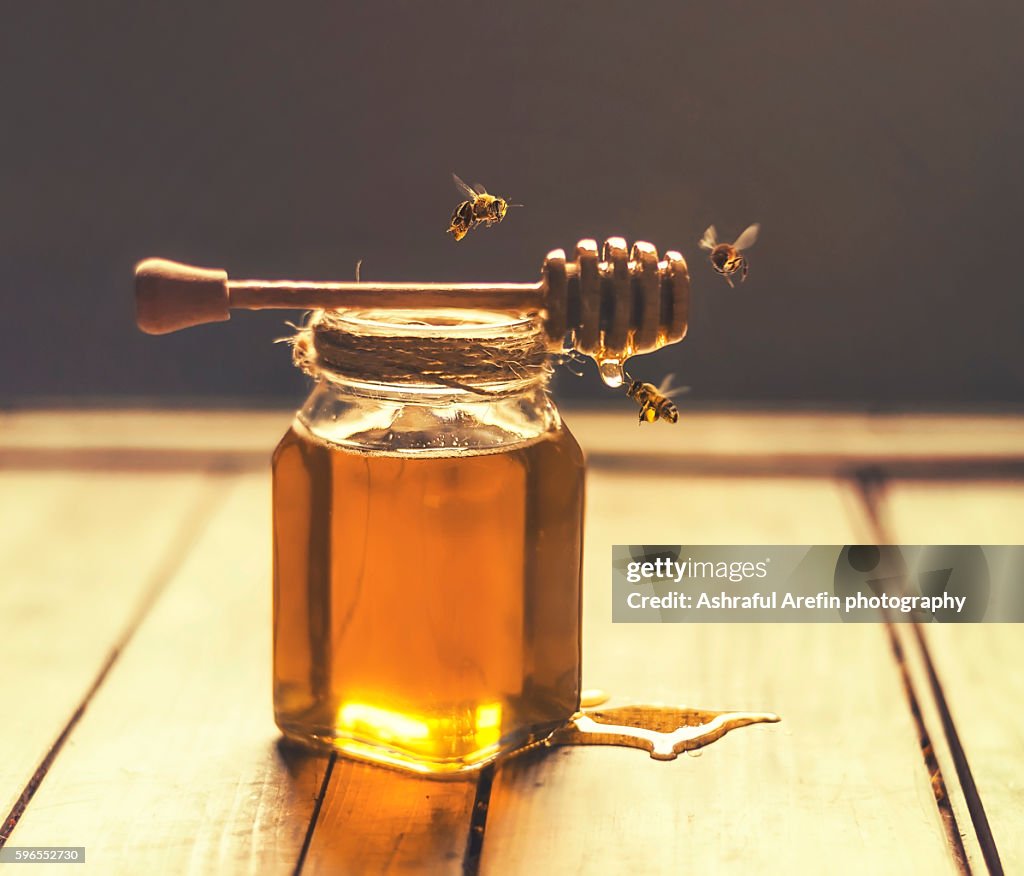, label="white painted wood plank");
[0,470,211,824]
[9,474,326,875]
